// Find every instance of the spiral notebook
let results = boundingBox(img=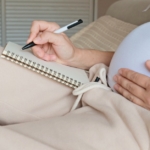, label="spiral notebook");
[1,42,89,88]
